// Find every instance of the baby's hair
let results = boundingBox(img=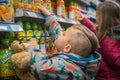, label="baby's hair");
[69,24,99,57]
